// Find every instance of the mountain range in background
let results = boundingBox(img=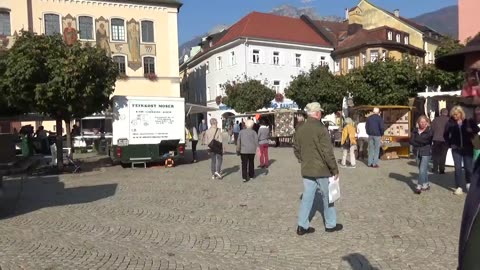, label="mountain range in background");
[179,4,459,61]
